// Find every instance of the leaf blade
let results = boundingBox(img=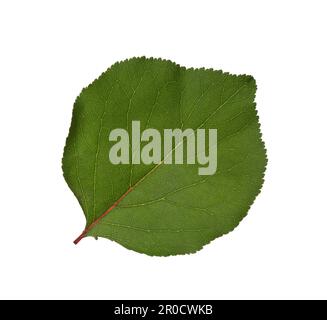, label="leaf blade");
[63,57,267,256]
